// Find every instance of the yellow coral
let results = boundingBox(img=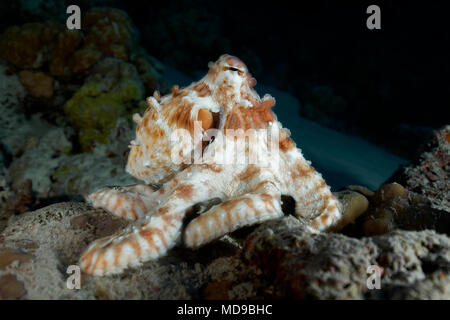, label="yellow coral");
[64,80,144,150]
